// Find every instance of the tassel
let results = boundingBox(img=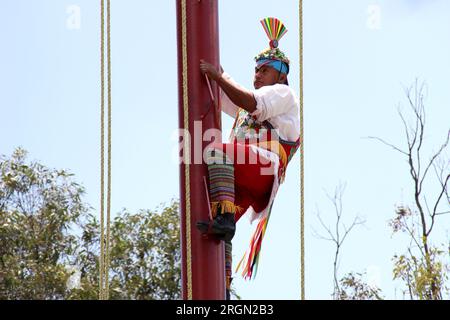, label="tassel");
[236,213,271,280]
[210,200,242,217]
[260,17,288,49]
